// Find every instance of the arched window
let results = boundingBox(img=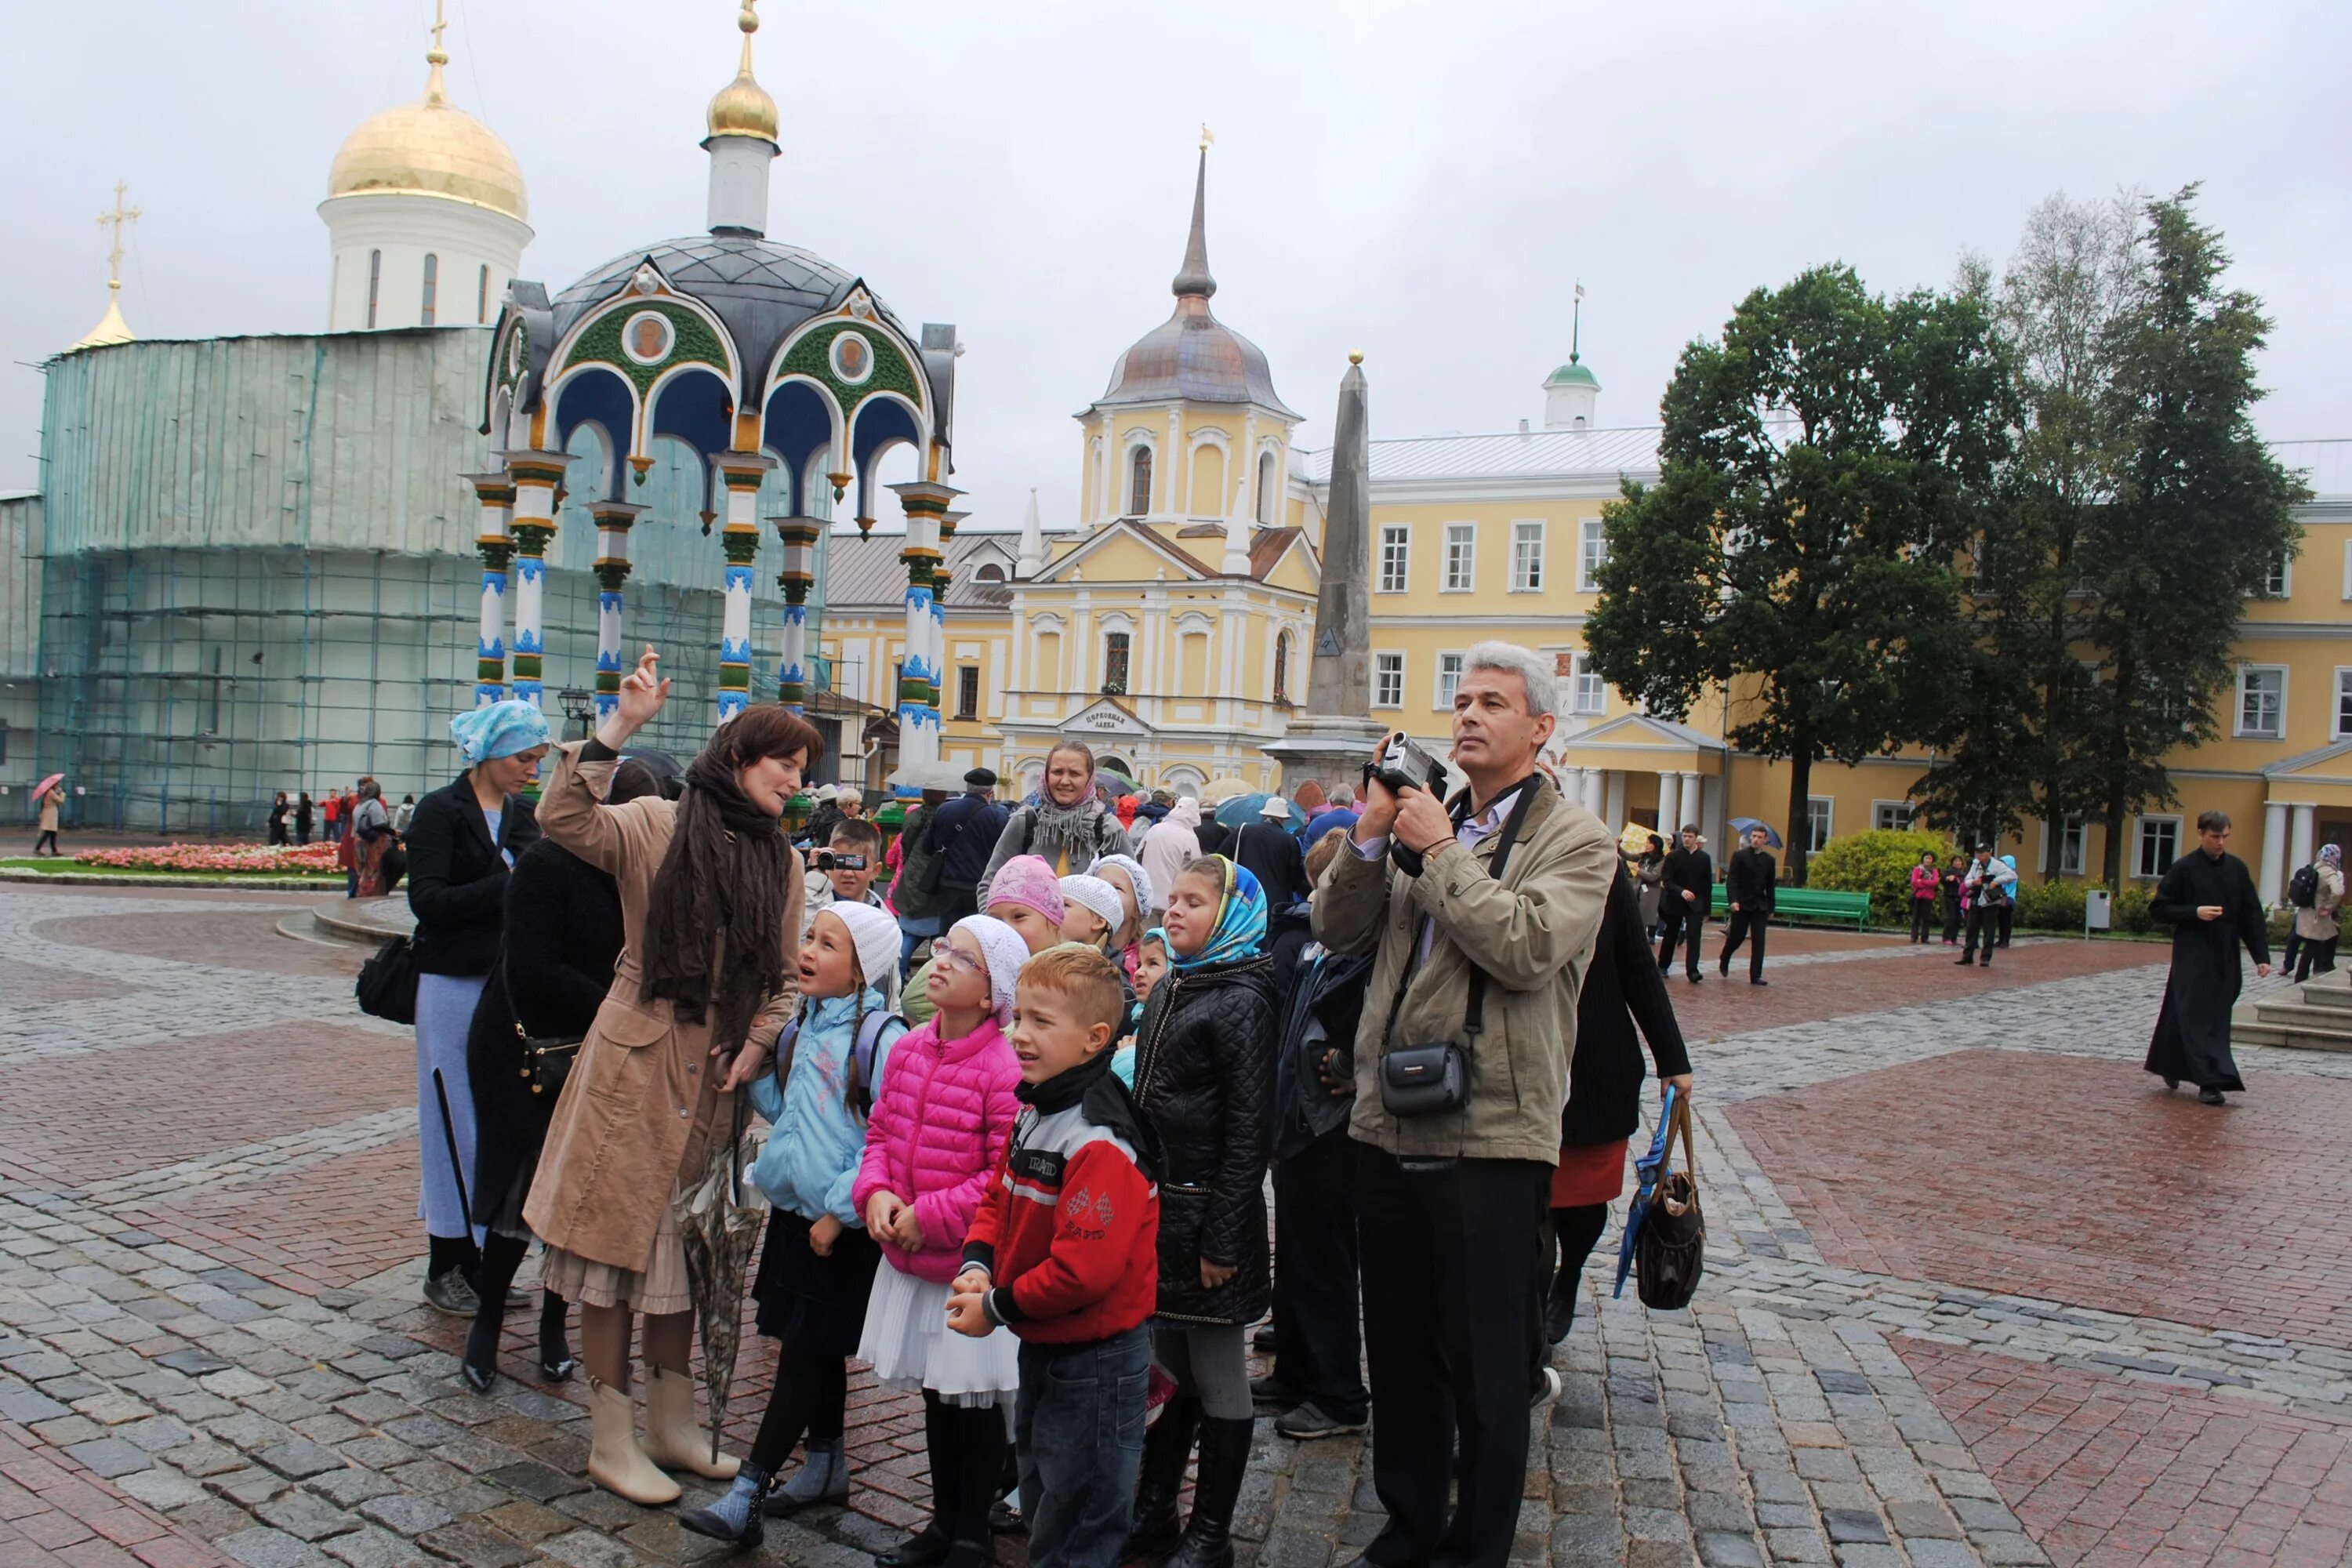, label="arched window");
[1103,631,1131,694]
[1256,451,1276,524]
[1129,447,1153,517]
[365,249,382,328]
[420,253,438,325]
[1273,630,1292,702]
[975,563,1006,583]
